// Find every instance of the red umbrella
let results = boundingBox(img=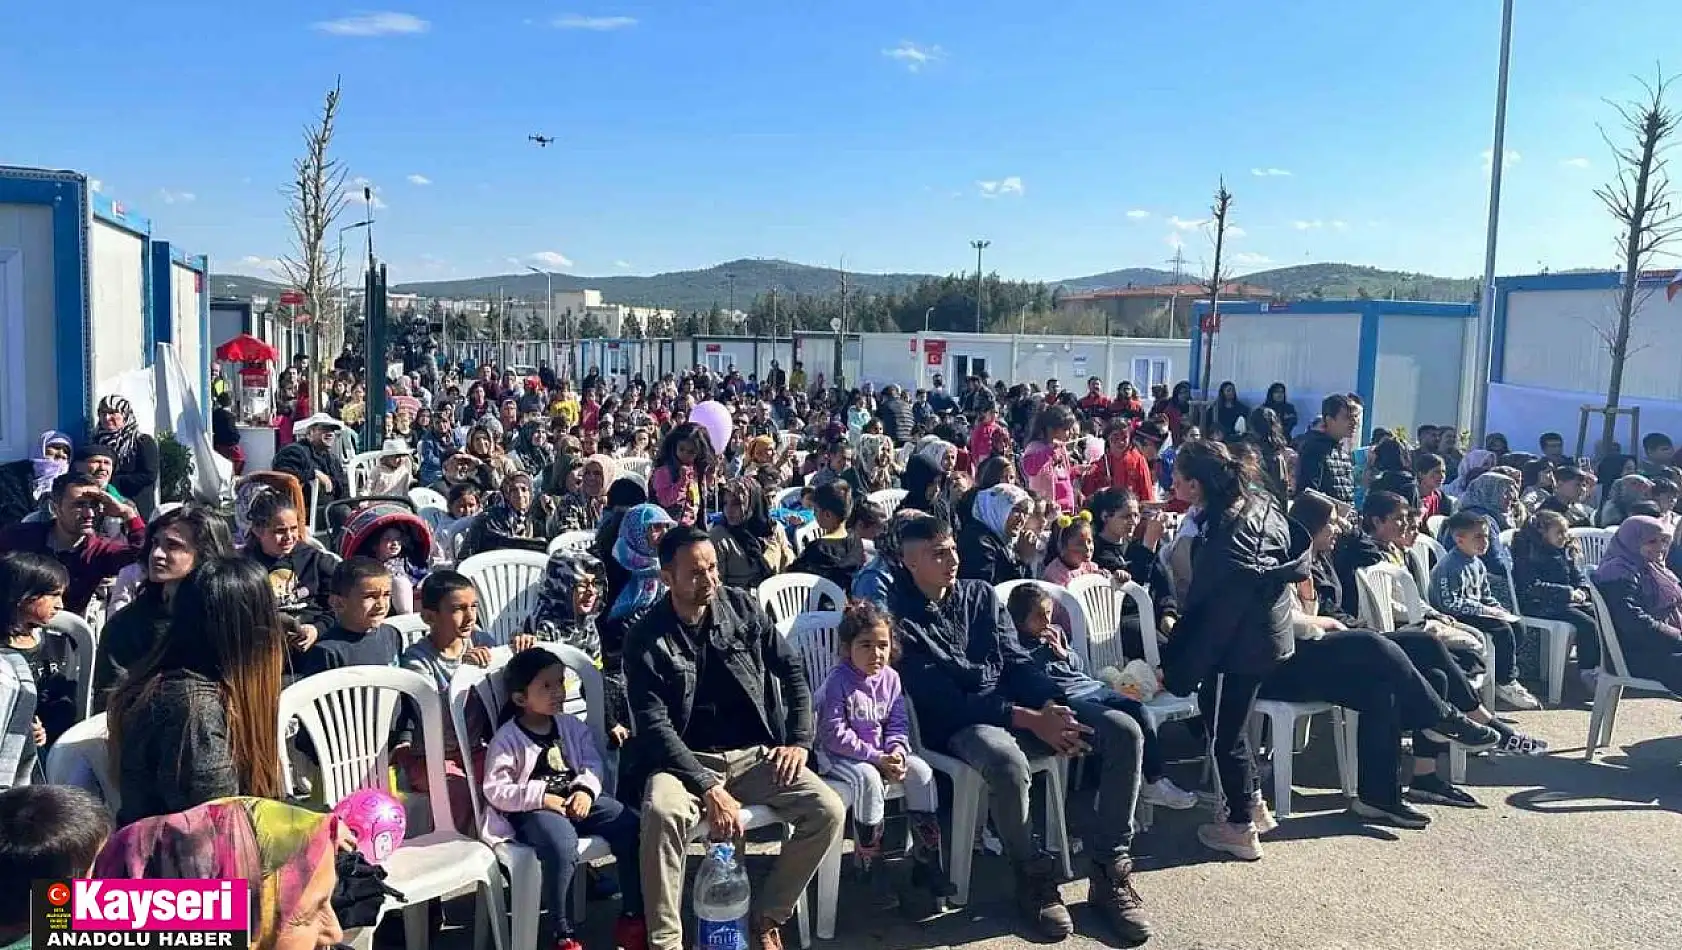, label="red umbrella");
[215,333,279,363]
